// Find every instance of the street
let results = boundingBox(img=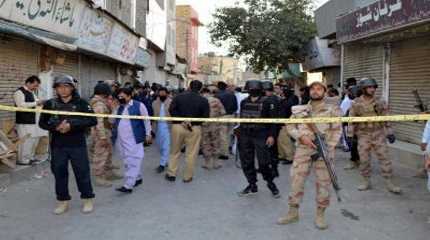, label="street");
[0,147,429,240]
